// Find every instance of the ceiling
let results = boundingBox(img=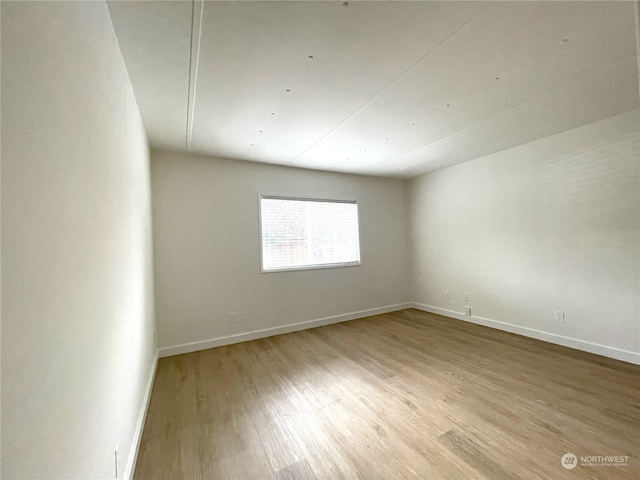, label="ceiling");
[107,1,639,179]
